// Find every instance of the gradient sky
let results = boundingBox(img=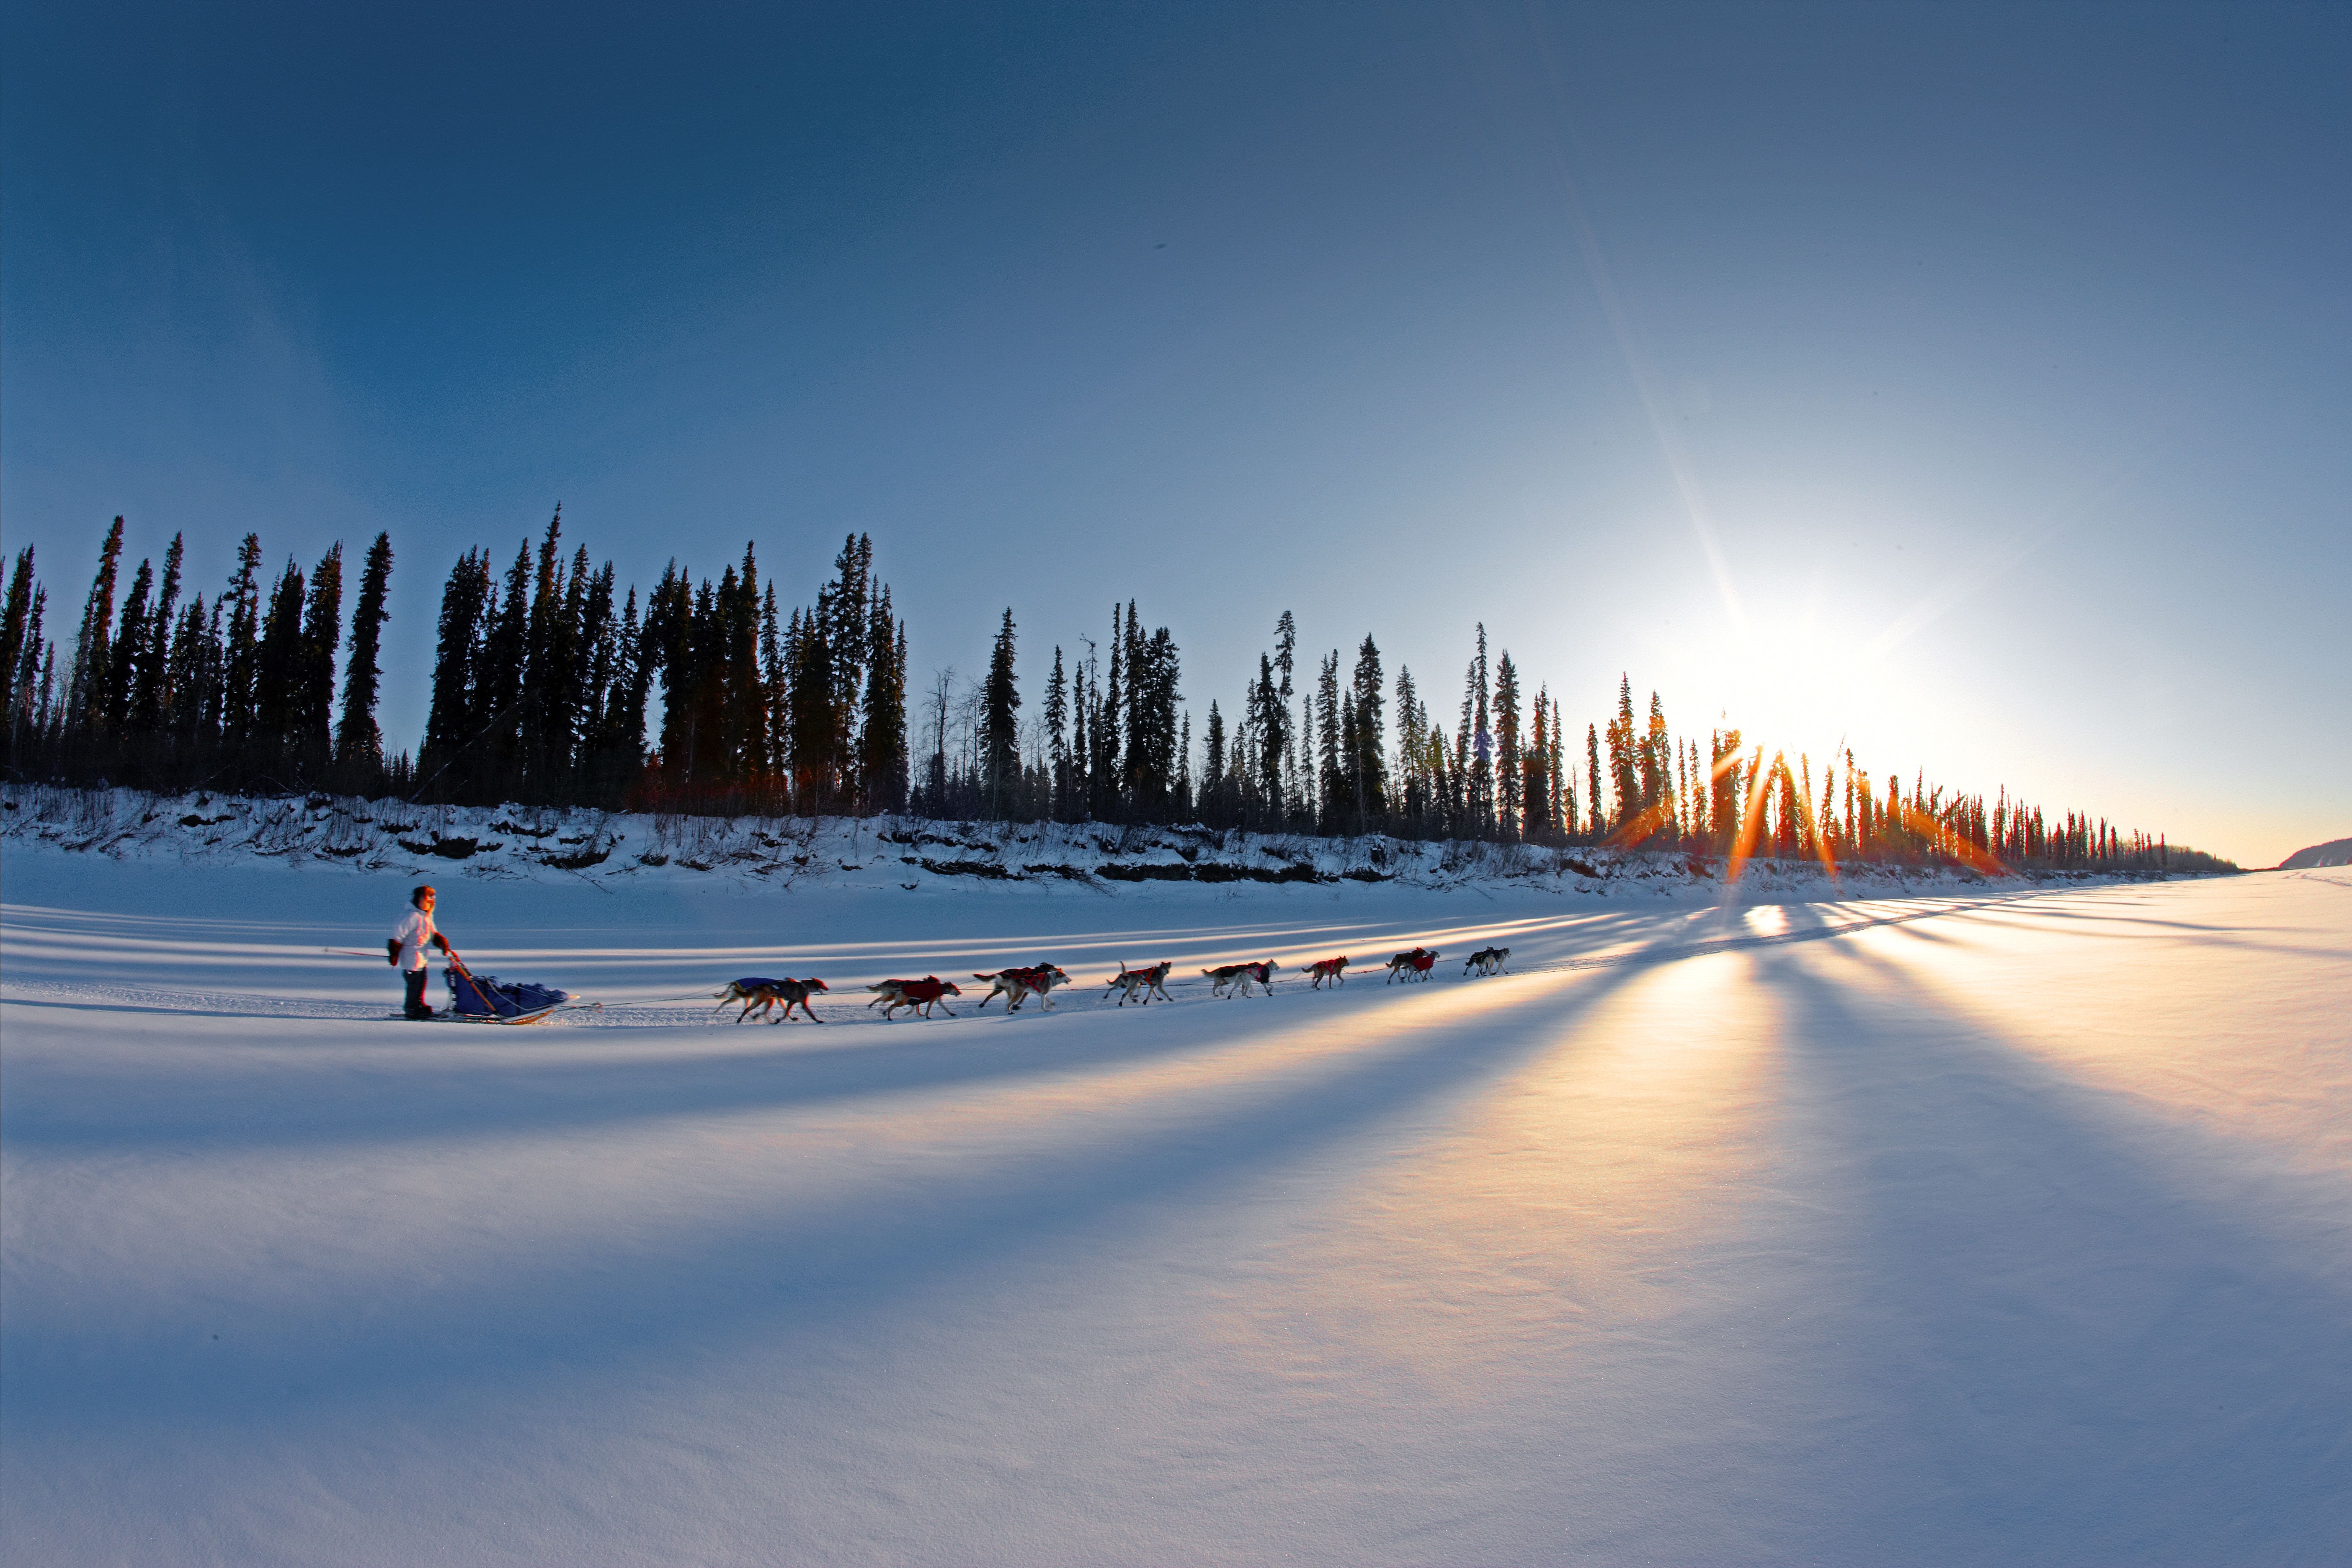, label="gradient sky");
[4,2,2345,863]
